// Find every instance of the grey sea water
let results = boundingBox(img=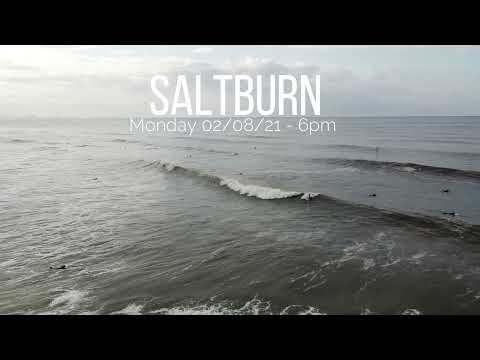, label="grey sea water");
[2,116,480,314]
